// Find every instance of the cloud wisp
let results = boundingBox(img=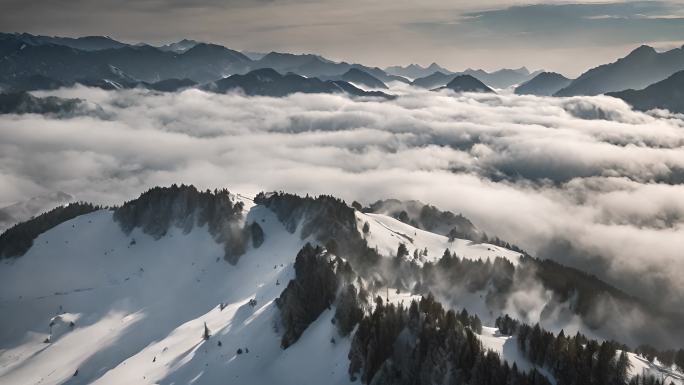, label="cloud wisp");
[2,85,684,312]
